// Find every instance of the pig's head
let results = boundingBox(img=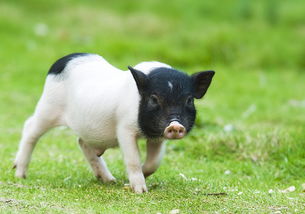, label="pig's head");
[128,66,215,140]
